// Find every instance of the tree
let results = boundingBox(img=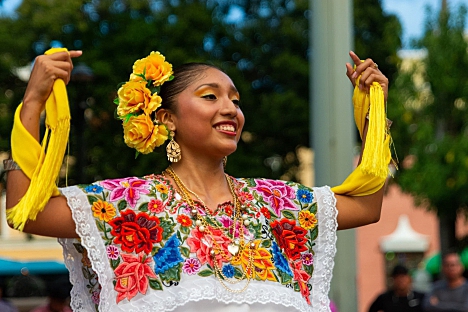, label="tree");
[0,0,402,185]
[388,3,468,255]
